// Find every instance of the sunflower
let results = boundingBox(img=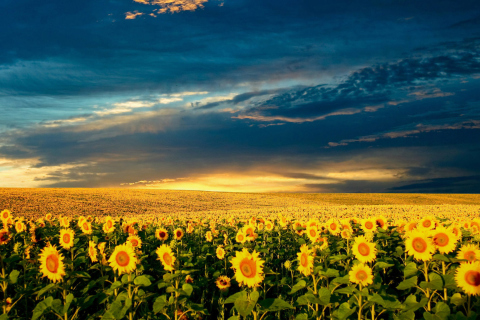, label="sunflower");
[59,217,70,228]
[306,226,319,242]
[455,262,480,296]
[103,217,115,233]
[231,248,264,288]
[216,276,231,291]
[349,263,373,286]
[430,226,457,254]
[341,229,352,240]
[0,210,11,221]
[156,244,176,271]
[315,236,328,251]
[80,221,92,235]
[418,216,436,231]
[88,241,98,263]
[264,220,274,231]
[187,223,194,234]
[127,235,142,249]
[236,231,247,243]
[15,221,26,233]
[59,229,75,250]
[205,231,213,242]
[185,275,194,284]
[449,224,462,240]
[405,230,435,261]
[457,244,480,262]
[39,244,66,283]
[174,228,184,241]
[108,244,137,275]
[352,236,377,263]
[326,219,341,236]
[0,229,11,245]
[297,244,314,276]
[155,228,169,241]
[361,218,377,233]
[216,246,226,259]
[406,221,418,232]
[243,224,257,241]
